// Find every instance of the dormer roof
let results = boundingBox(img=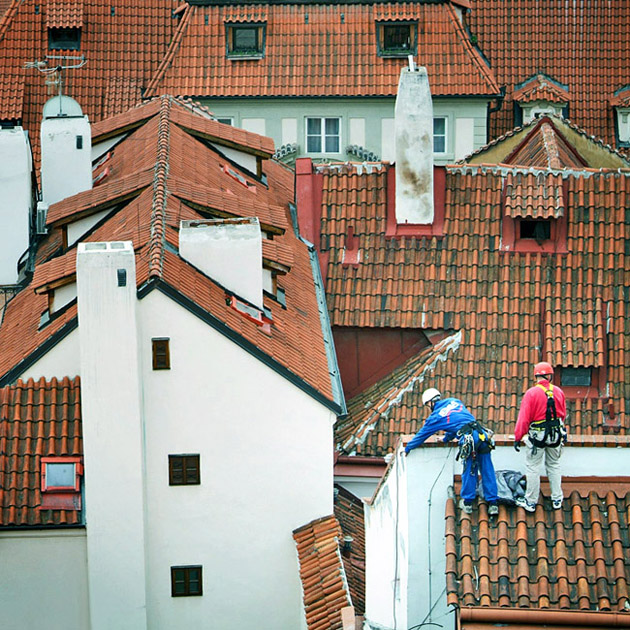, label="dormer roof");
[513,73,570,105]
